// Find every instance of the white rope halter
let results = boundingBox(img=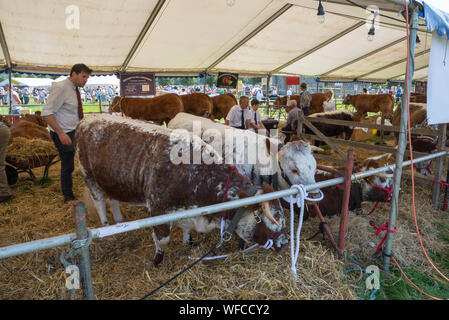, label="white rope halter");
[283,184,324,280]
